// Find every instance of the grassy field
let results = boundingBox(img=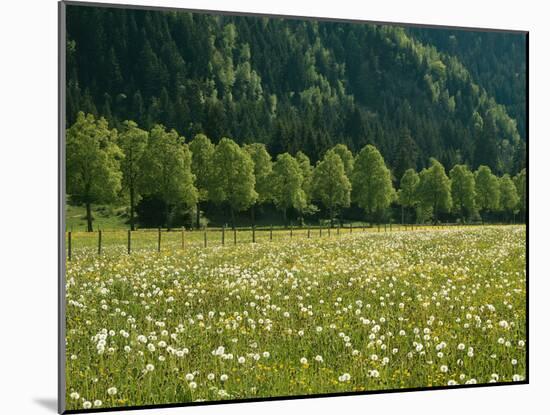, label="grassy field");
[65,202,393,232]
[66,203,129,231]
[64,225,526,410]
[66,223,473,255]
